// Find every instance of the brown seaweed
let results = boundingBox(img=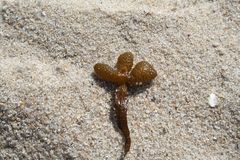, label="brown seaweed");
[93,52,157,158]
